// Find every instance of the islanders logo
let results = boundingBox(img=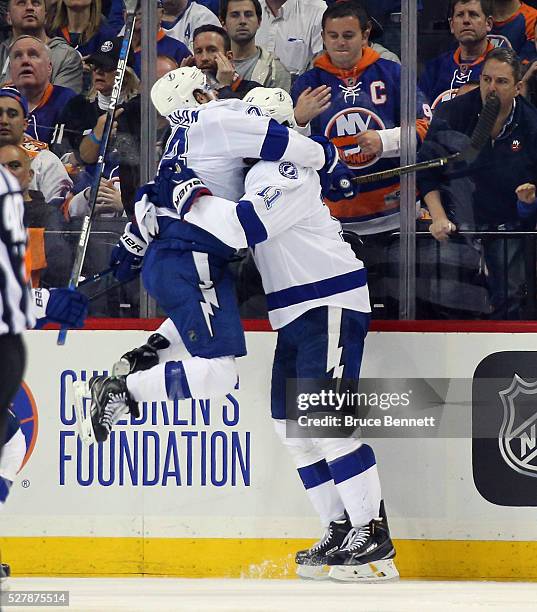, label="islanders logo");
[325,107,385,170]
[10,382,38,473]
